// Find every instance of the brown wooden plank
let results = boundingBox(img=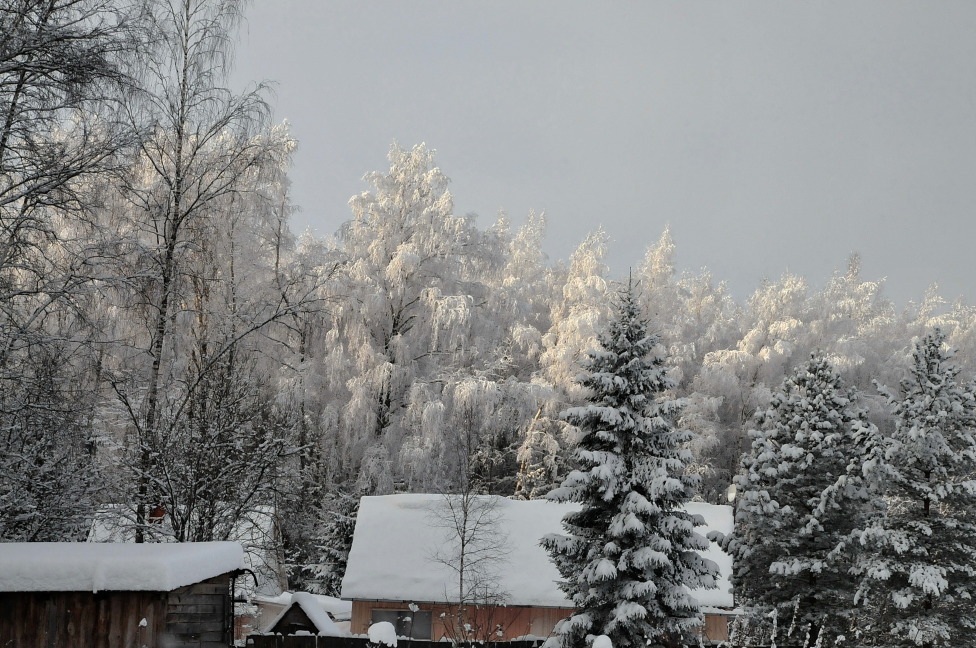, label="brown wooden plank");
[0,578,232,648]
